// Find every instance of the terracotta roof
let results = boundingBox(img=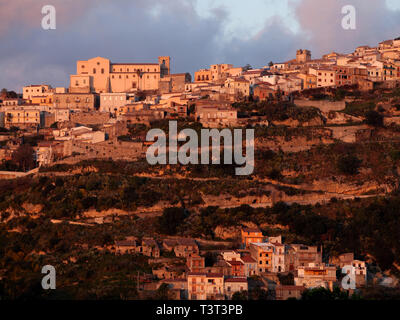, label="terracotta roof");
[163,239,177,246]
[206,273,224,278]
[227,260,244,266]
[241,255,256,263]
[242,227,261,233]
[115,240,137,247]
[142,239,158,247]
[271,242,284,247]
[225,277,247,283]
[187,272,207,276]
